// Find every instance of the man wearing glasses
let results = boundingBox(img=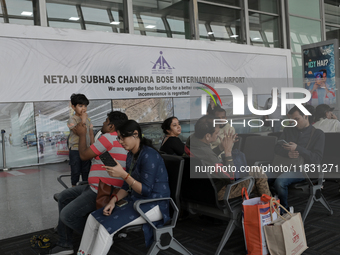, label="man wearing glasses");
[50,111,128,255]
